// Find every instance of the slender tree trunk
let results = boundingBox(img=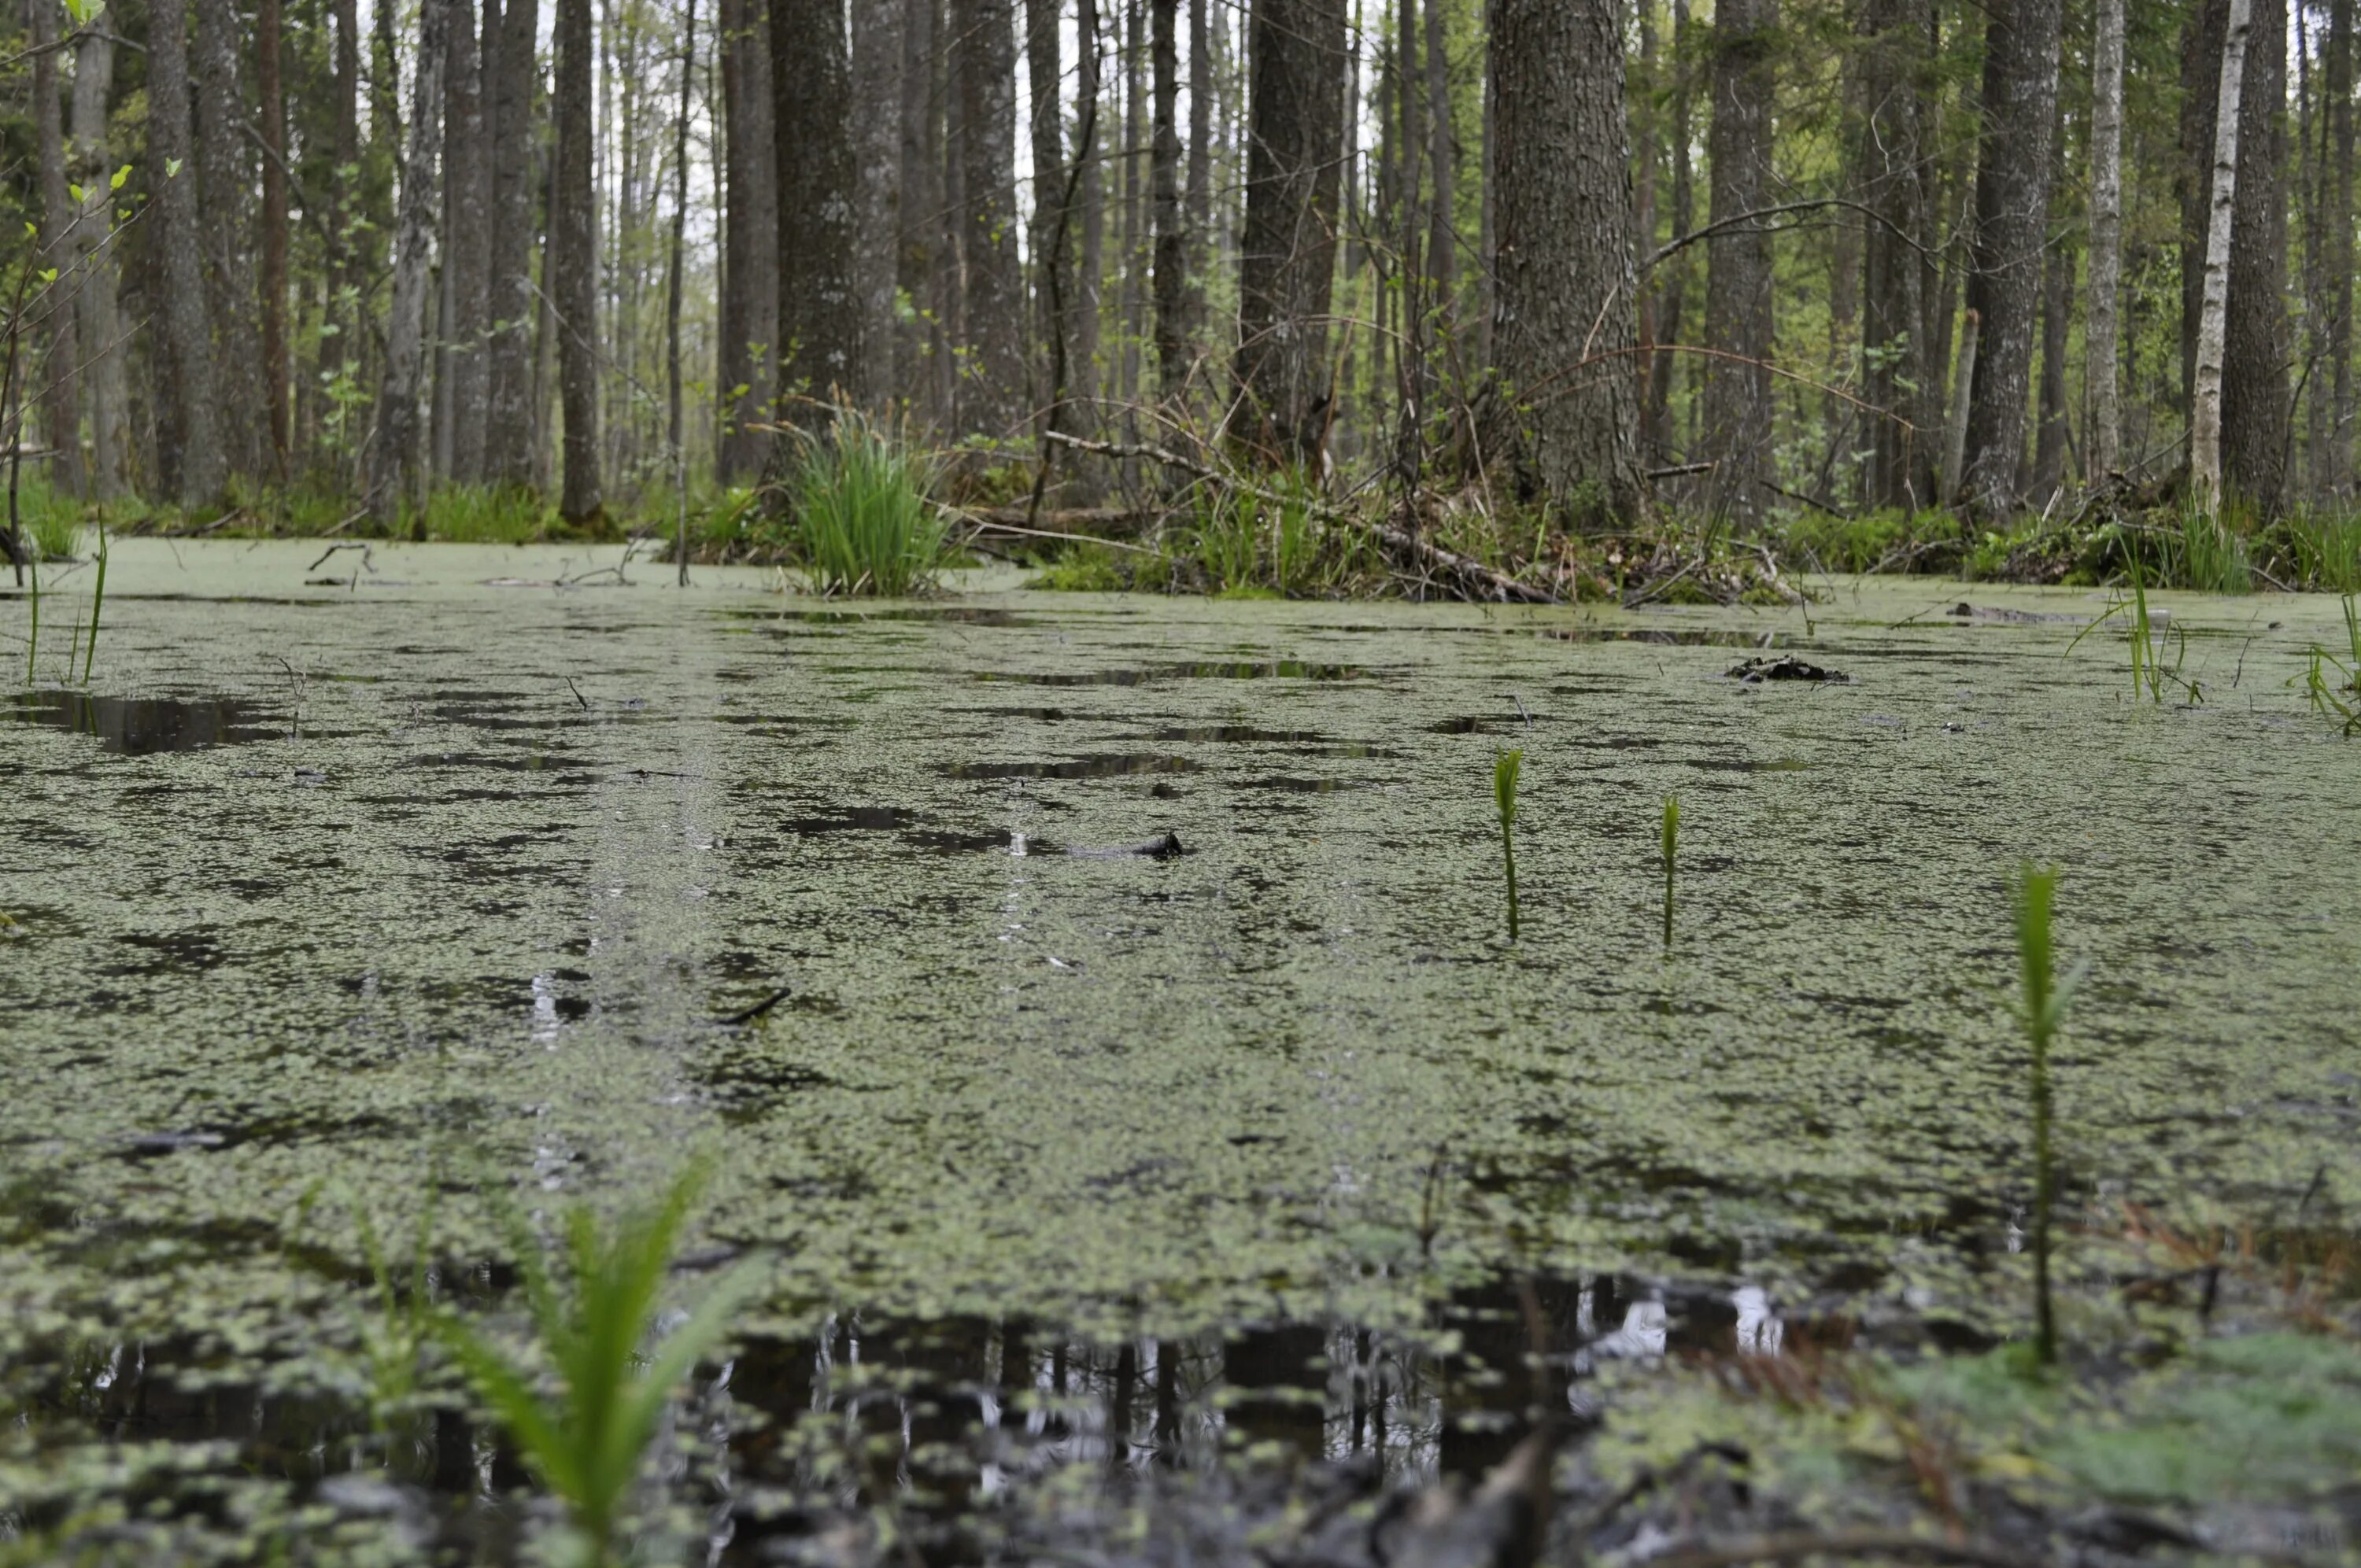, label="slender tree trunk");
[441,0,491,483]
[2031,192,2071,504]
[1151,0,1190,393]
[257,0,290,469]
[2086,0,2125,484]
[28,0,83,498]
[1026,0,1066,404]
[1957,0,2062,515]
[954,0,1029,436]
[1647,0,1693,459]
[1075,0,1107,426]
[554,0,603,517]
[1187,0,1210,318]
[1699,0,1776,526]
[2331,0,2355,496]
[1423,0,1453,350]
[70,20,127,498]
[374,0,454,524]
[483,0,540,486]
[1119,0,1145,410]
[1235,0,1347,463]
[2225,0,2290,513]
[147,0,225,506]
[896,0,942,415]
[2193,0,2254,511]
[719,0,777,473]
[1634,0,1658,461]
[853,0,906,404]
[192,0,268,483]
[667,0,697,458]
[777,0,862,408]
[1859,0,1933,510]
[1488,0,1643,518]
